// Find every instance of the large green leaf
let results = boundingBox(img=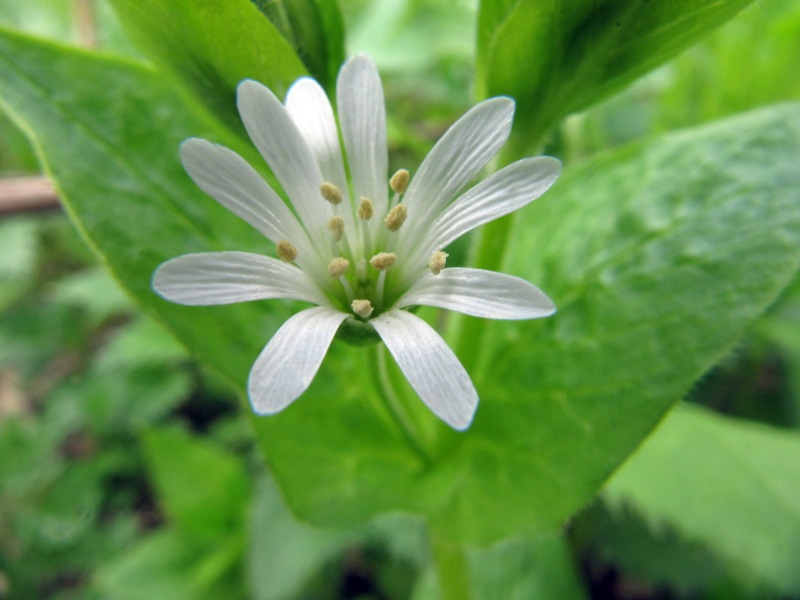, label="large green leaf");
[251,0,345,94]
[427,103,800,543]
[412,531,587,600]
[109,0,307,133]
[247,475,352,600]
[477,0,756,150]
[605,403,800,594]
[141,427,250,540]
[2,28,800,547]
[0,27,288,388]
